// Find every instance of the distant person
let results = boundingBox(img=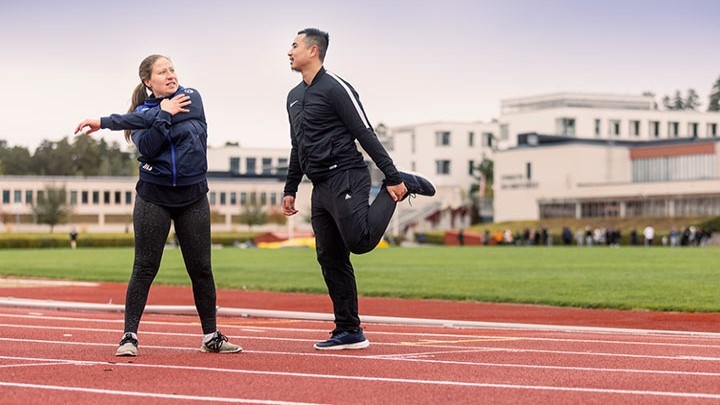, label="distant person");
[561,226,572,245]
[69,227,78,249]
[643,225,655,247]
[458,228,465,246]
[75,54,241,357]
[630,229,638,246]
[282,28,435,350]
[483,229,490,246]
